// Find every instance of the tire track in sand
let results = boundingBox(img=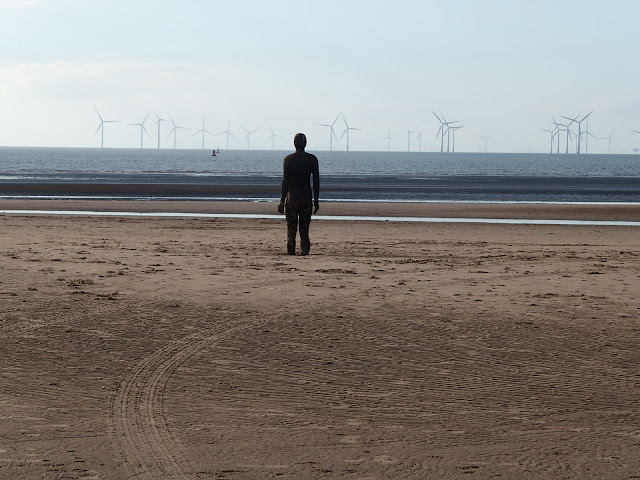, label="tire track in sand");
[110,314,271,479]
